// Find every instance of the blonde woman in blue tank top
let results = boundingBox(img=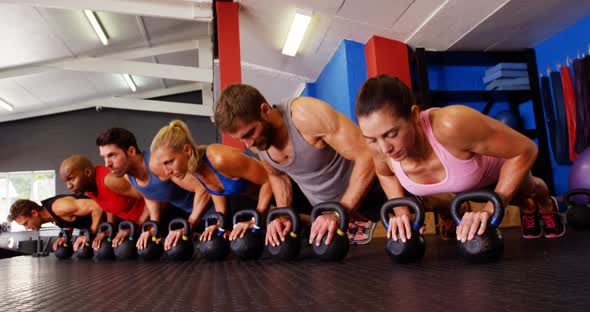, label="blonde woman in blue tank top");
[150,120,273,243]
